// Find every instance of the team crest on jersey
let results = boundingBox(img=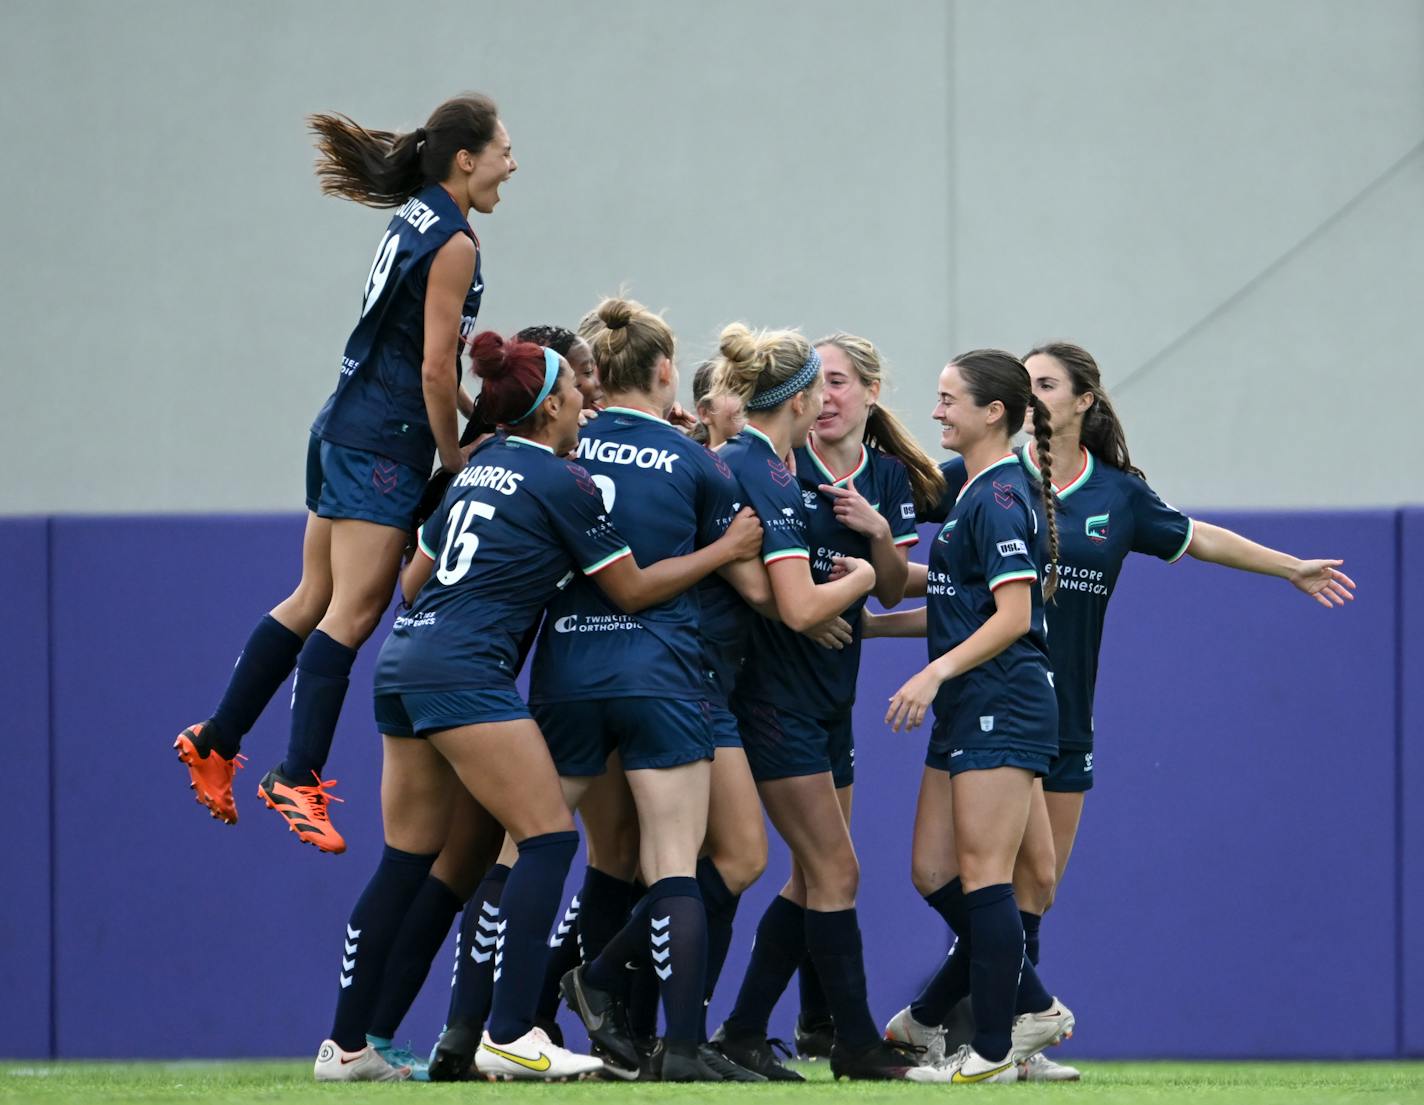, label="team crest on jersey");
[936,519,958,543]
[1085,512,1110,543]
[802,489,819,510]
[768,458,794,487]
